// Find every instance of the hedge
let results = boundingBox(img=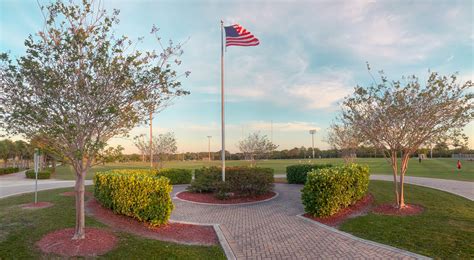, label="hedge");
[94,170,174,226]
[25,169,51,179]
[188,166,274,198]
[286,164,333,184]
[301,164,369,217]
[0,167,20,175]
[157,168,192,185]
[95,168,192,185]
